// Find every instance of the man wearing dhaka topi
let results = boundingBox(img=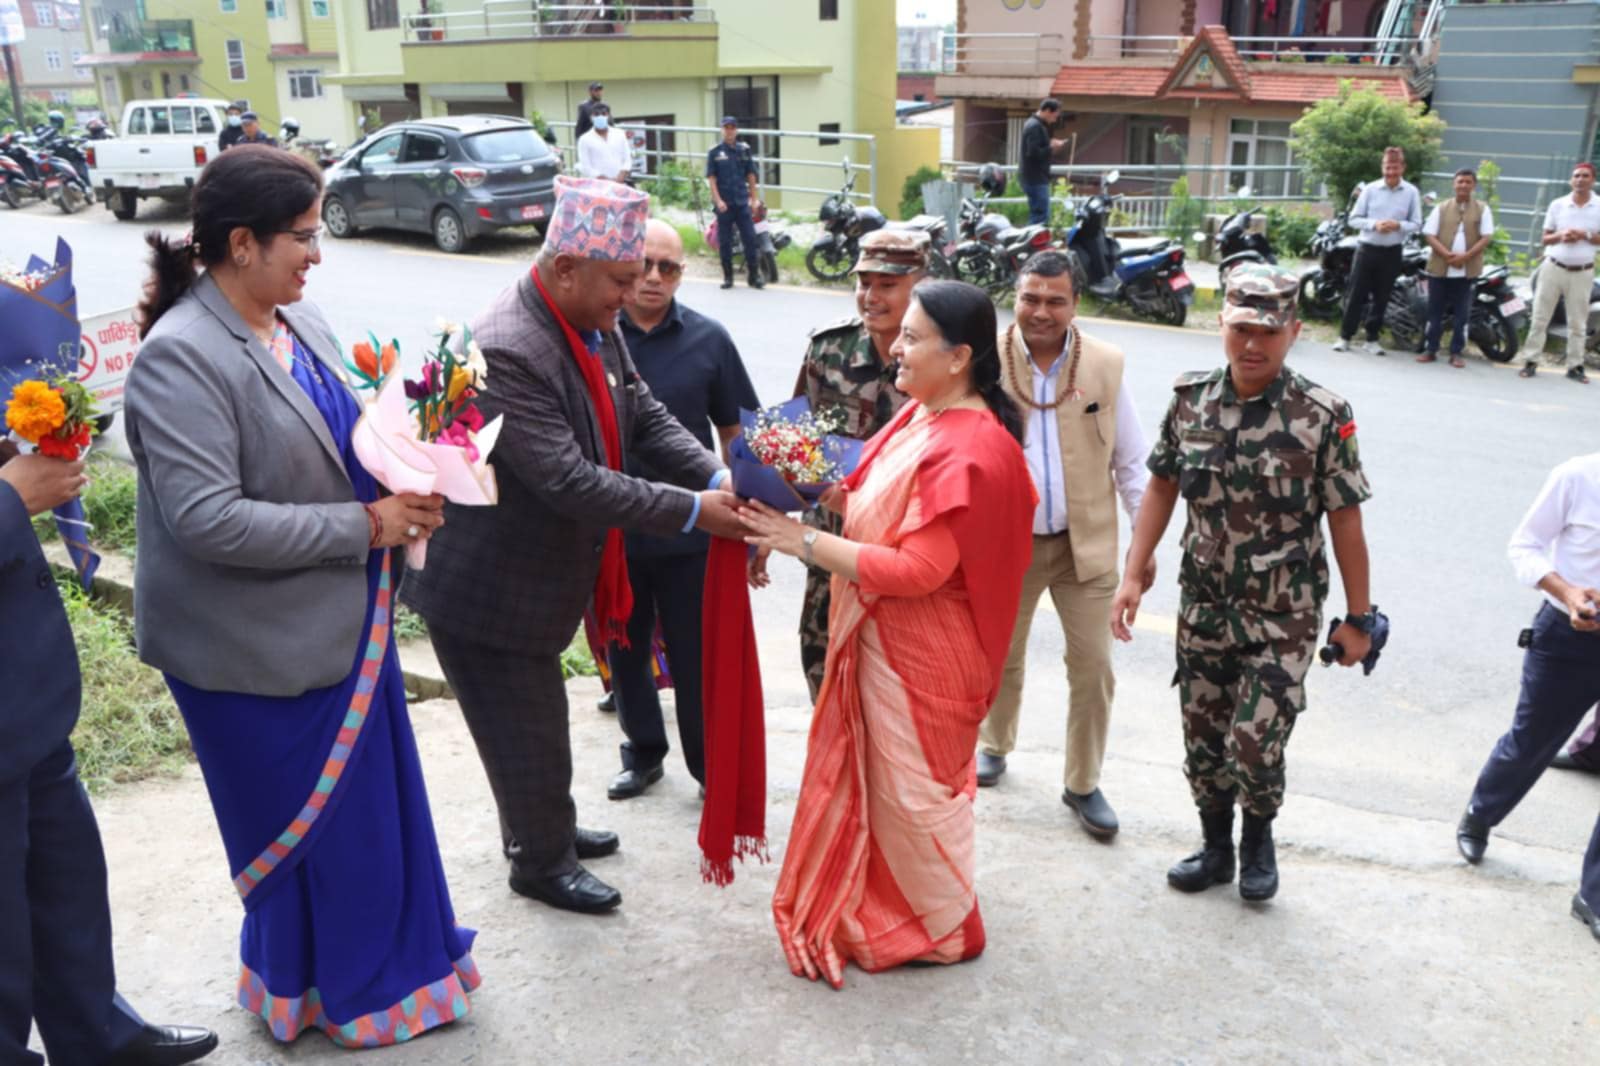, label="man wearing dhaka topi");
[403,176,745,916]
